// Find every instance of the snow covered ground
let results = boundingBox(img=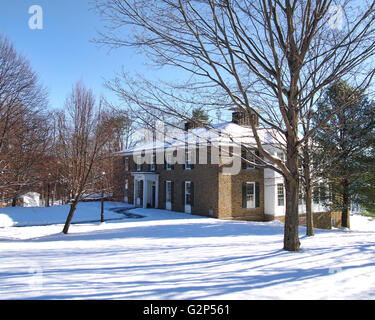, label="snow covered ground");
[0,201,133,227]
[0,202,374,300]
